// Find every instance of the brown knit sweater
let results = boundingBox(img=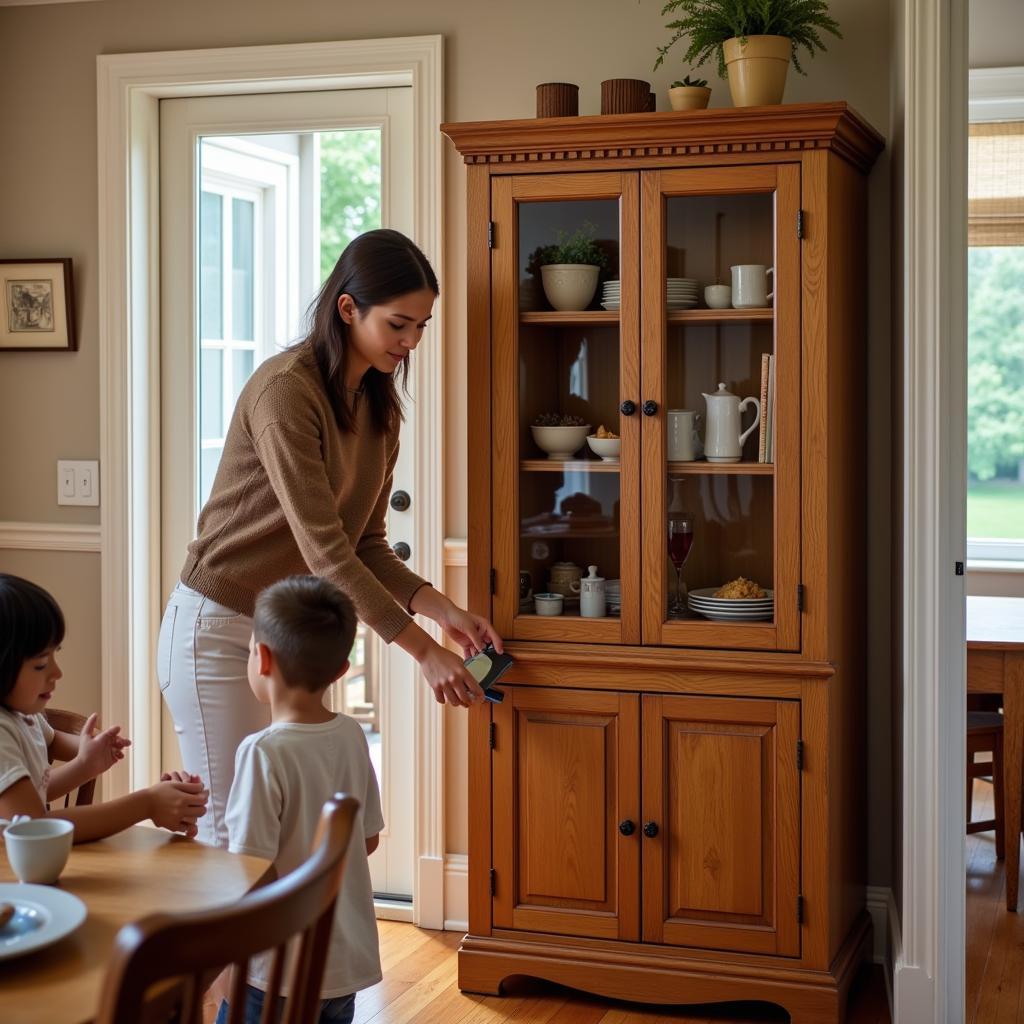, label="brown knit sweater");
[181,343,428,642]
